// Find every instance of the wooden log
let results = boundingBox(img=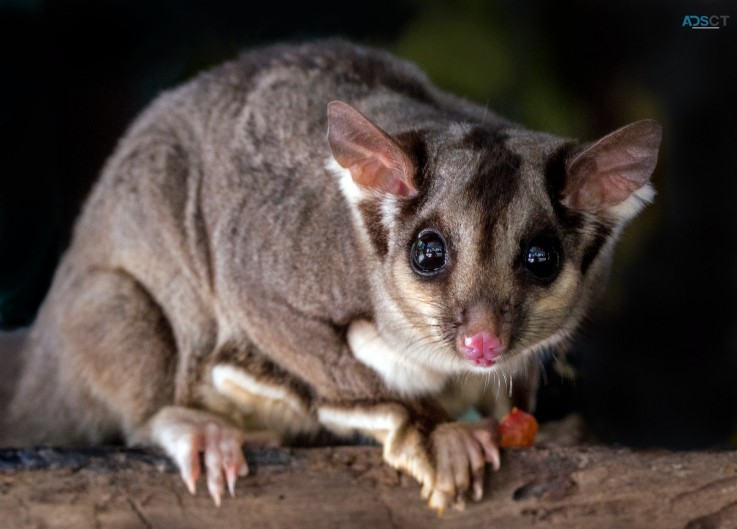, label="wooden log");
[1,445,736,529]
